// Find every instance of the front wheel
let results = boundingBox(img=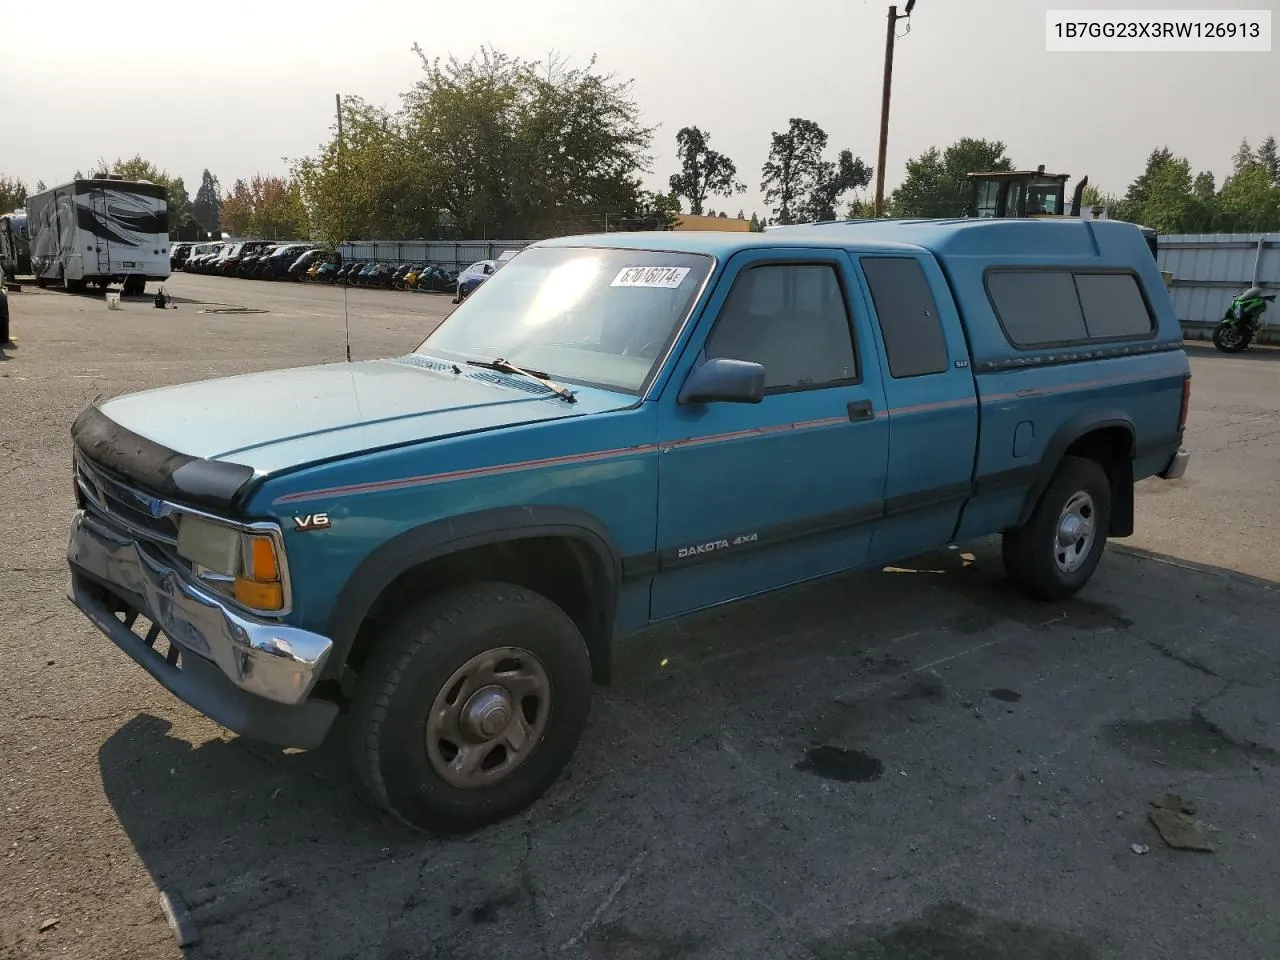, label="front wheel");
[1212,322,1251,353]
[1002,455,1112,601]
[350,582,593,833]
